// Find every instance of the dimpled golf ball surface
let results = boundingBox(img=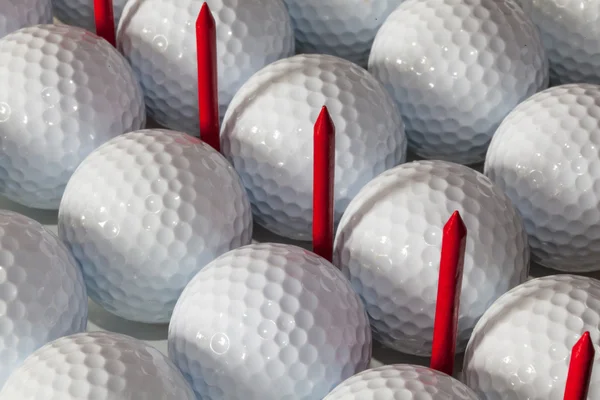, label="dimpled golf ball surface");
[117,0,294,135]
[0,331,196,399]
[0,24,145,210]
[58,129,253,324]
[334,160,529,356]
[368,0,548,164]
[485,84,600,273]
[0,210,87,387]
[168,243,372,400]
[515,0,600,85]
[221,53,407,241]
[463,274,600,399]
[282,0,402,67]
[52,0,126,32]
[0,0,52,39]
[323,364,479,399]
